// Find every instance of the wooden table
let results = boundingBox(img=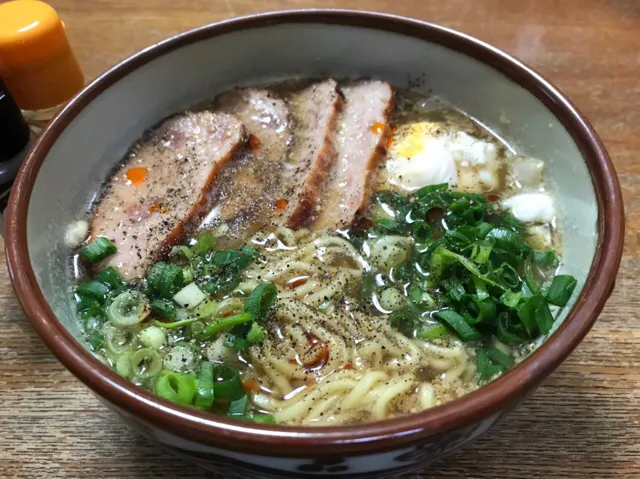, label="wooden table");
[1,0,638,477]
